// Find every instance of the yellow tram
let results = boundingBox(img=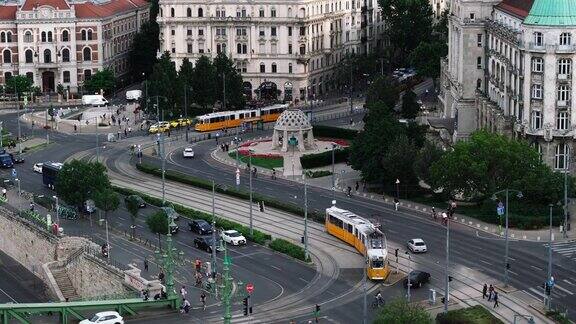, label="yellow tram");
[194,104,289,132]
[325,206,390,280]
